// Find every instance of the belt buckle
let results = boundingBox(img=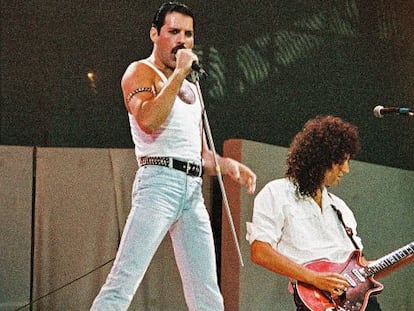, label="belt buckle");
[186,160,194,175]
